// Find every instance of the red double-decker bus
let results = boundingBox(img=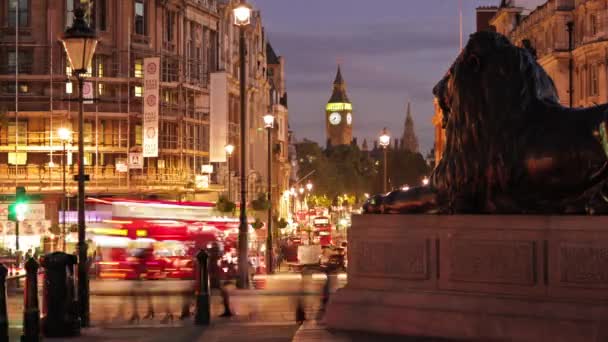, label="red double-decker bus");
[313,216,332,246]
